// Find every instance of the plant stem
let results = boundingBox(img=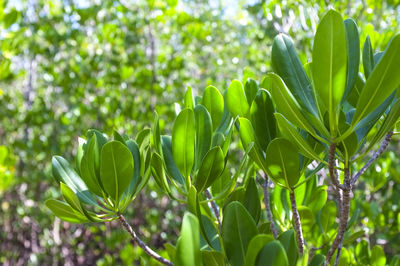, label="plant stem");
[118,214,173,266]
[329,143,345,191]
[324,167,351,265]
[258,177,279,239]
[204,189,222,233]
[289,190,304,255]
[352,131,393,186]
